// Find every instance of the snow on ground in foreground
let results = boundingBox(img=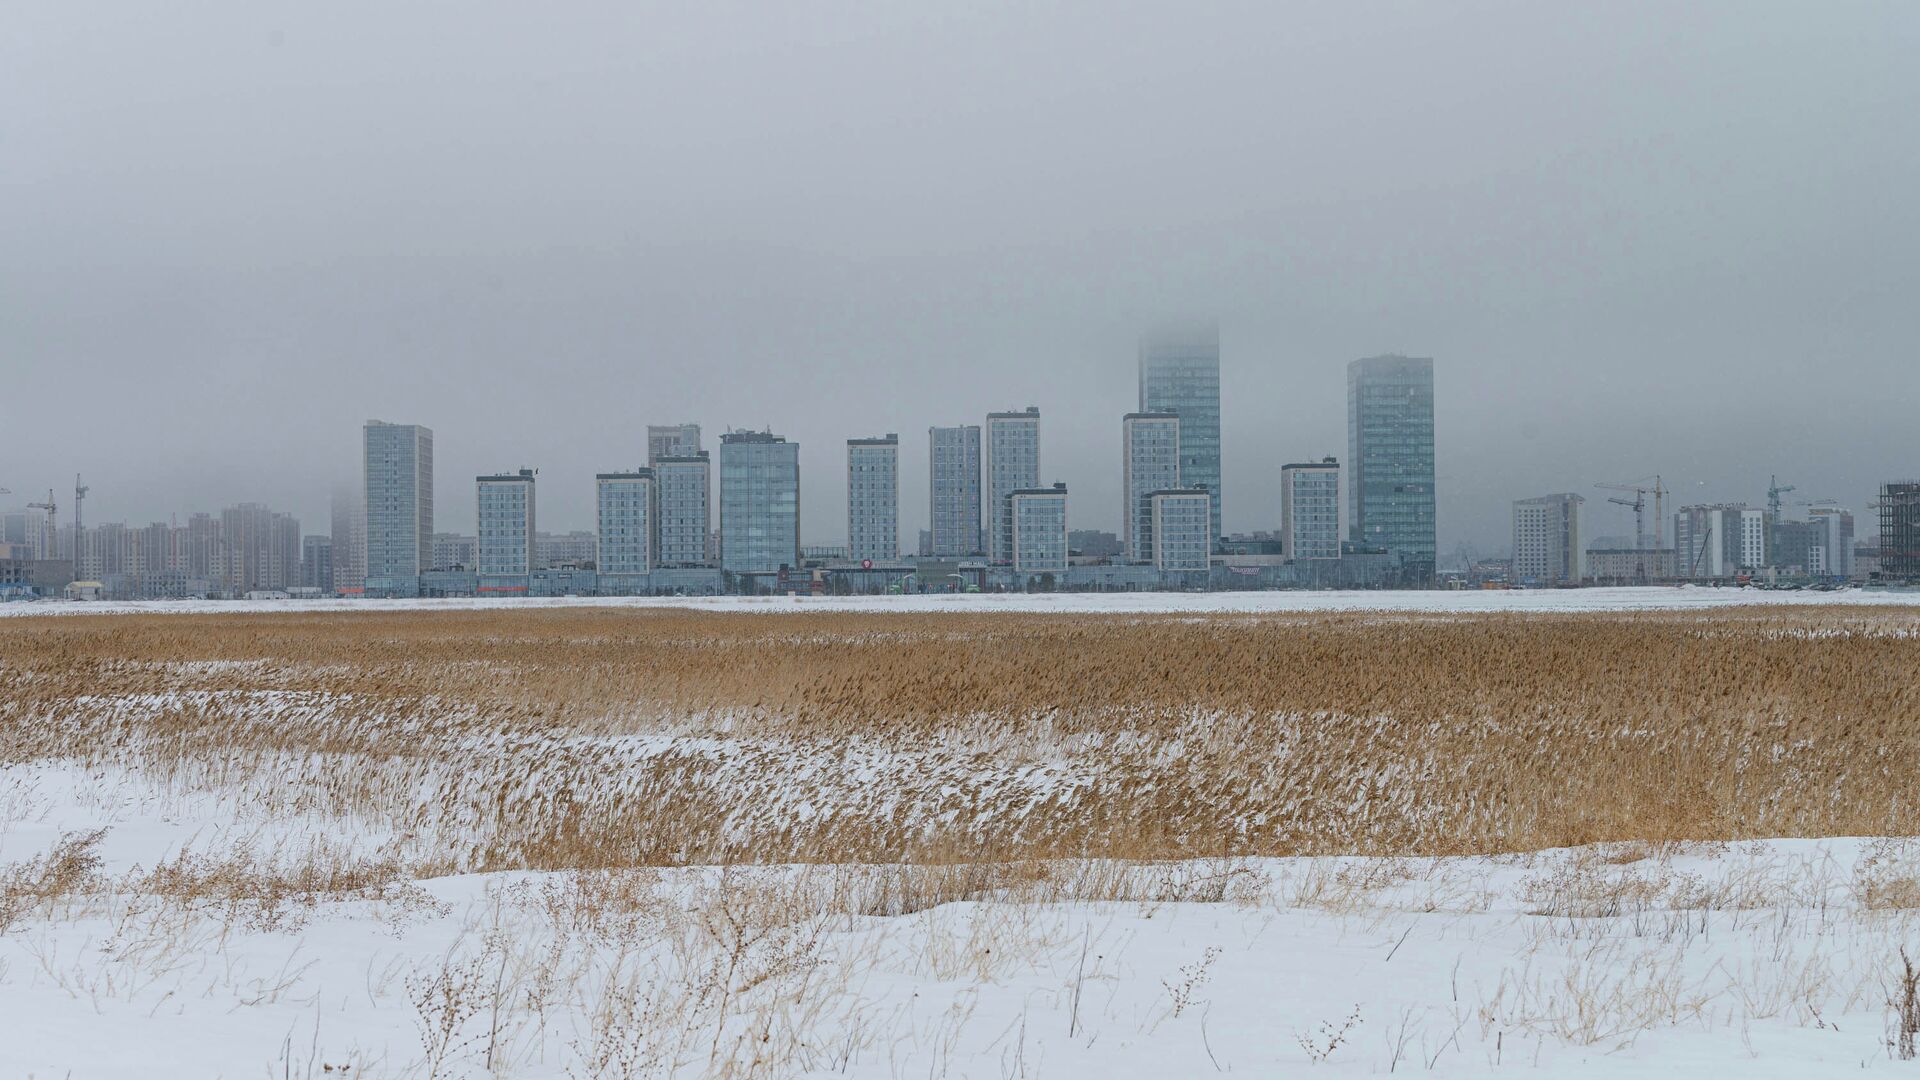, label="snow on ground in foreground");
[4,585,1919,618]
[5,763,1920,1077]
